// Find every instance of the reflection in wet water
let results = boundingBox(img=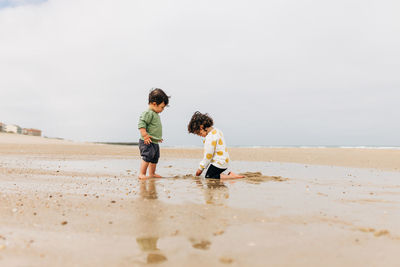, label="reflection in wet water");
[137,178,220,257]
[139,179,158,200]
[137,179,167,264]
[136,237,167,264]
[146,253,167,264]
[195,178,230,205]
[136,236,160,251]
